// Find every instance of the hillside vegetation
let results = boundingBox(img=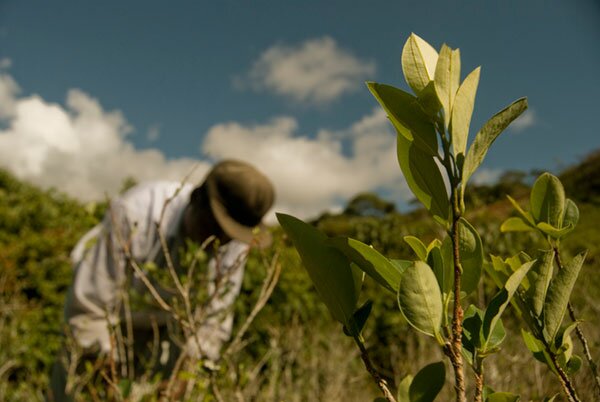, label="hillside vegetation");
[1,152,599,401]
